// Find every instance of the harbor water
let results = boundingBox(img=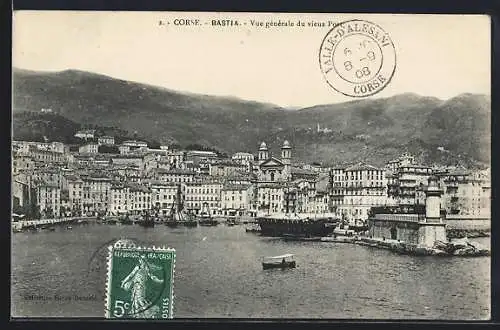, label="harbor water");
[11,223,490,319]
